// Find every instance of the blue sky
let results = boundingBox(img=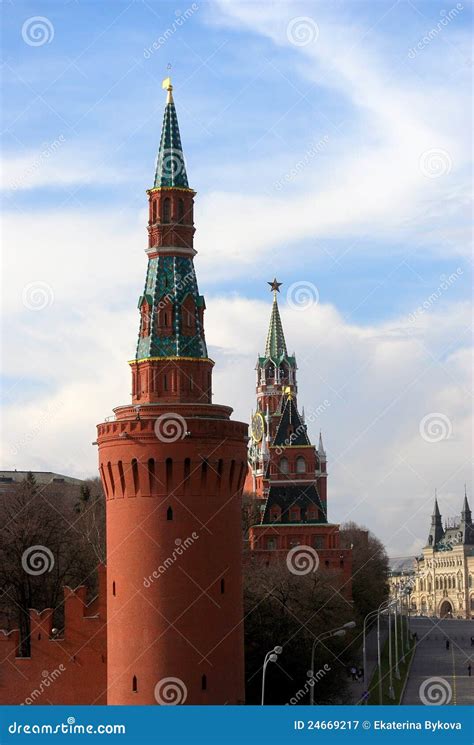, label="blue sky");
[1,0,472,554]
